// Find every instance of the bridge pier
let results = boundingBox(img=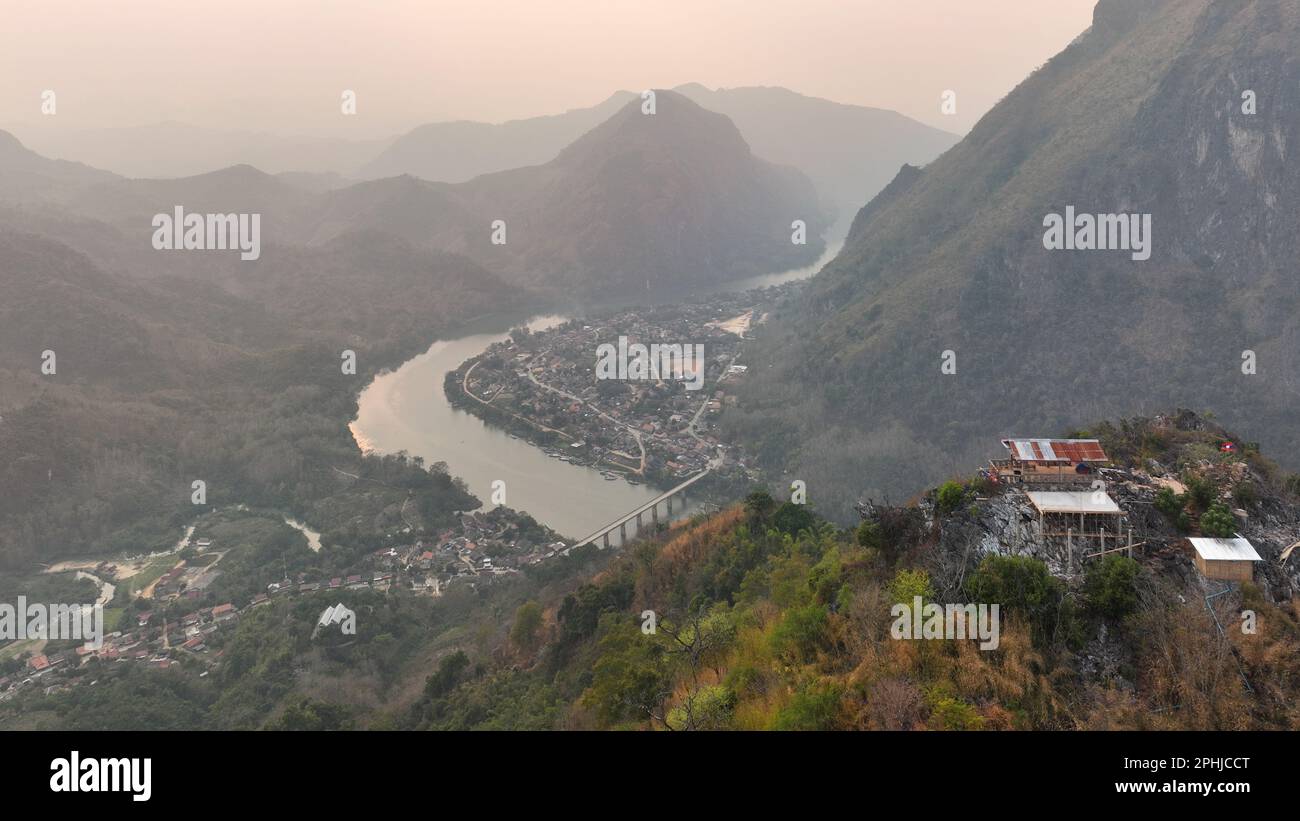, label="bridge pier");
[619,522,627,543]
[570,469,710,549]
